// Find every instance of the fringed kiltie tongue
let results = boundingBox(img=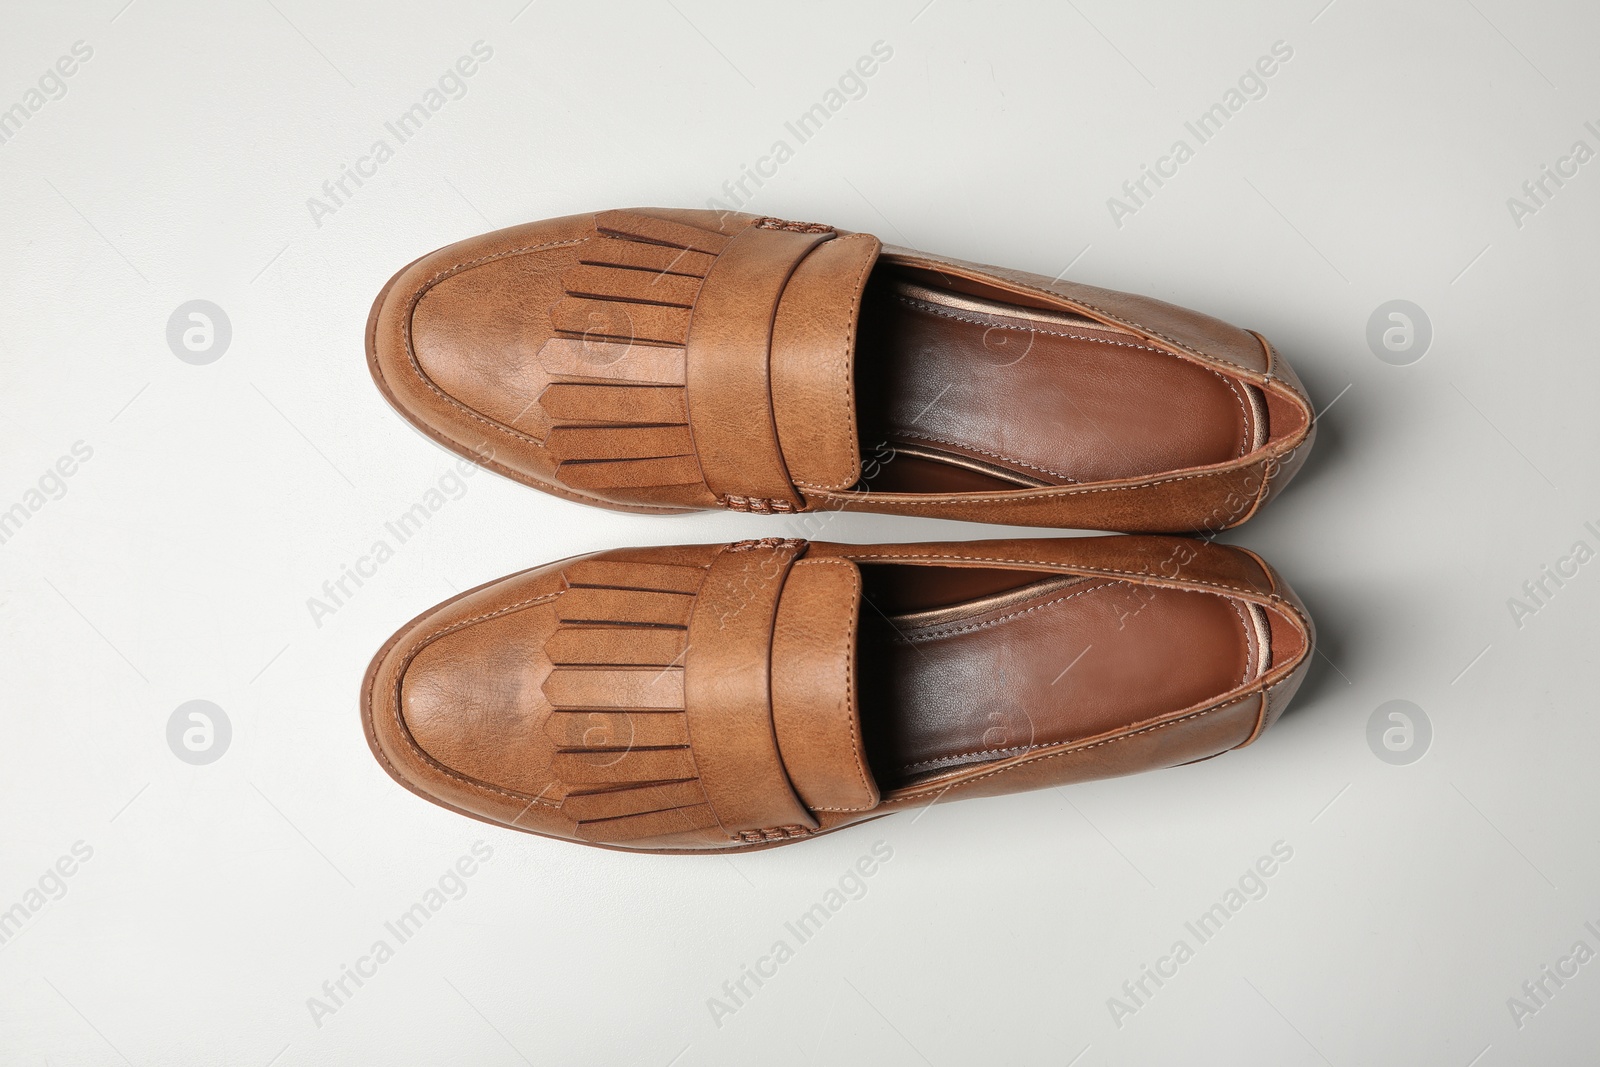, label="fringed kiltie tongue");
[536,211,729,493]
[541,557,713,843]
[534,210,881,508]
[541,541,878,845]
